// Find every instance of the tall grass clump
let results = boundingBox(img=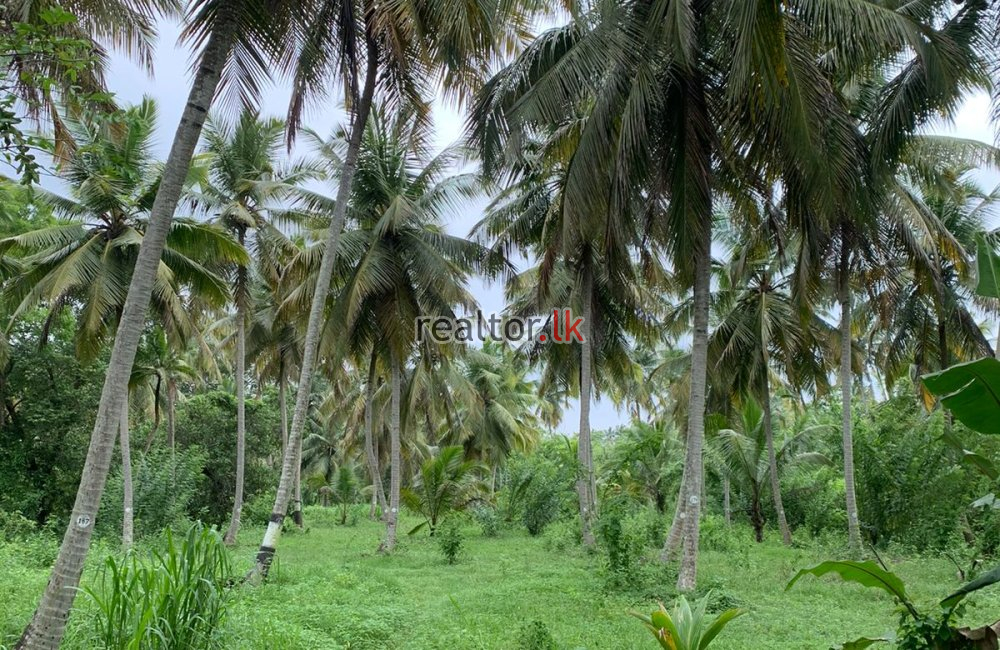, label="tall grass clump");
[80,523,232,649]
